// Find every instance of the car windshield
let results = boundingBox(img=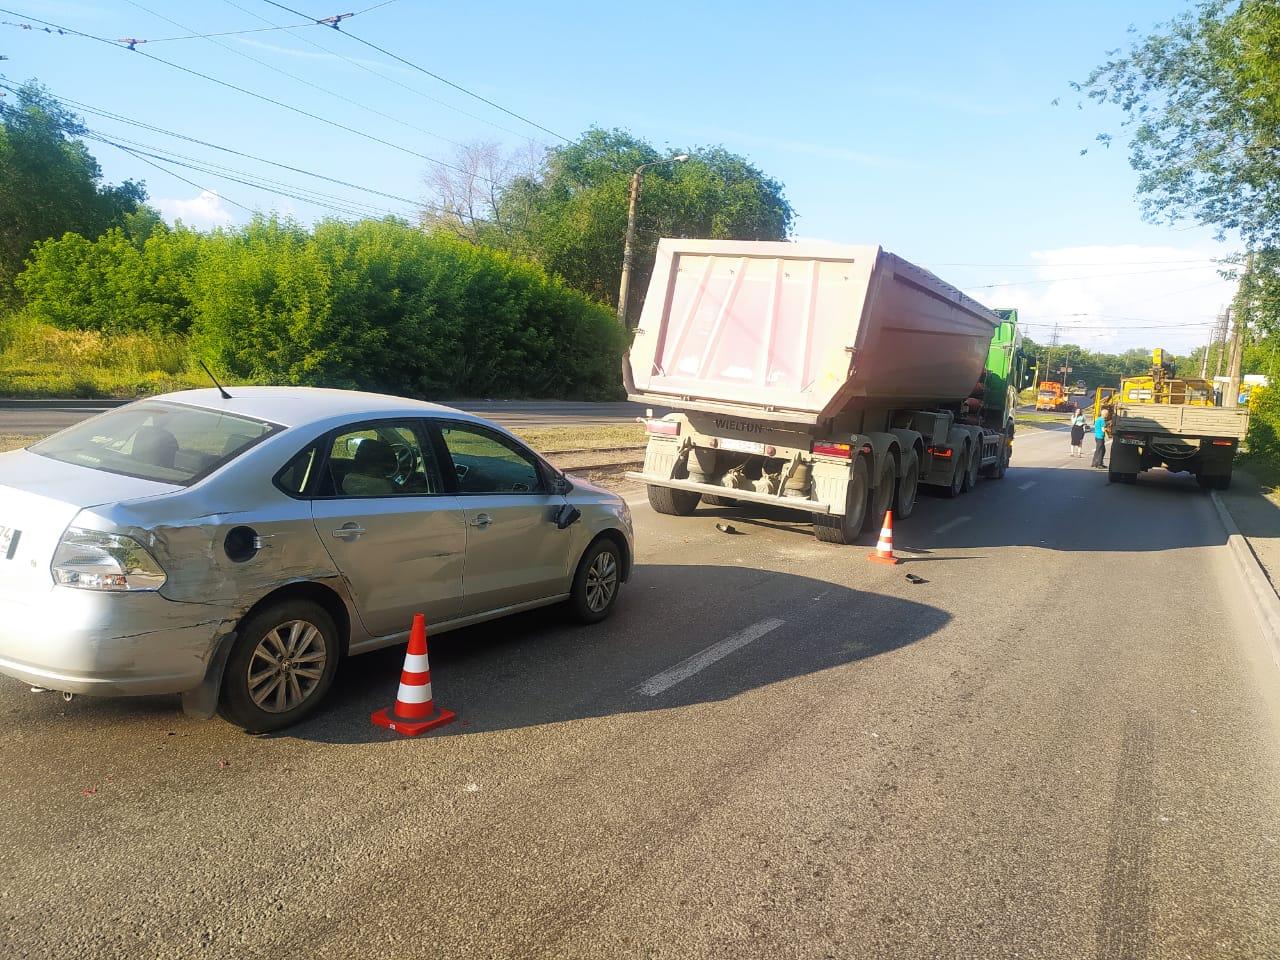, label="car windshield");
[30,402,281,485]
